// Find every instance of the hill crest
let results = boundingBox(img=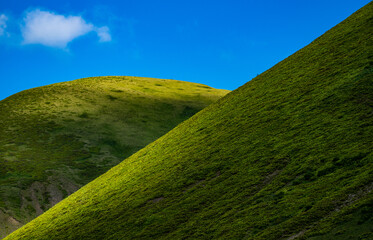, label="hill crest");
[0,76,228,238]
